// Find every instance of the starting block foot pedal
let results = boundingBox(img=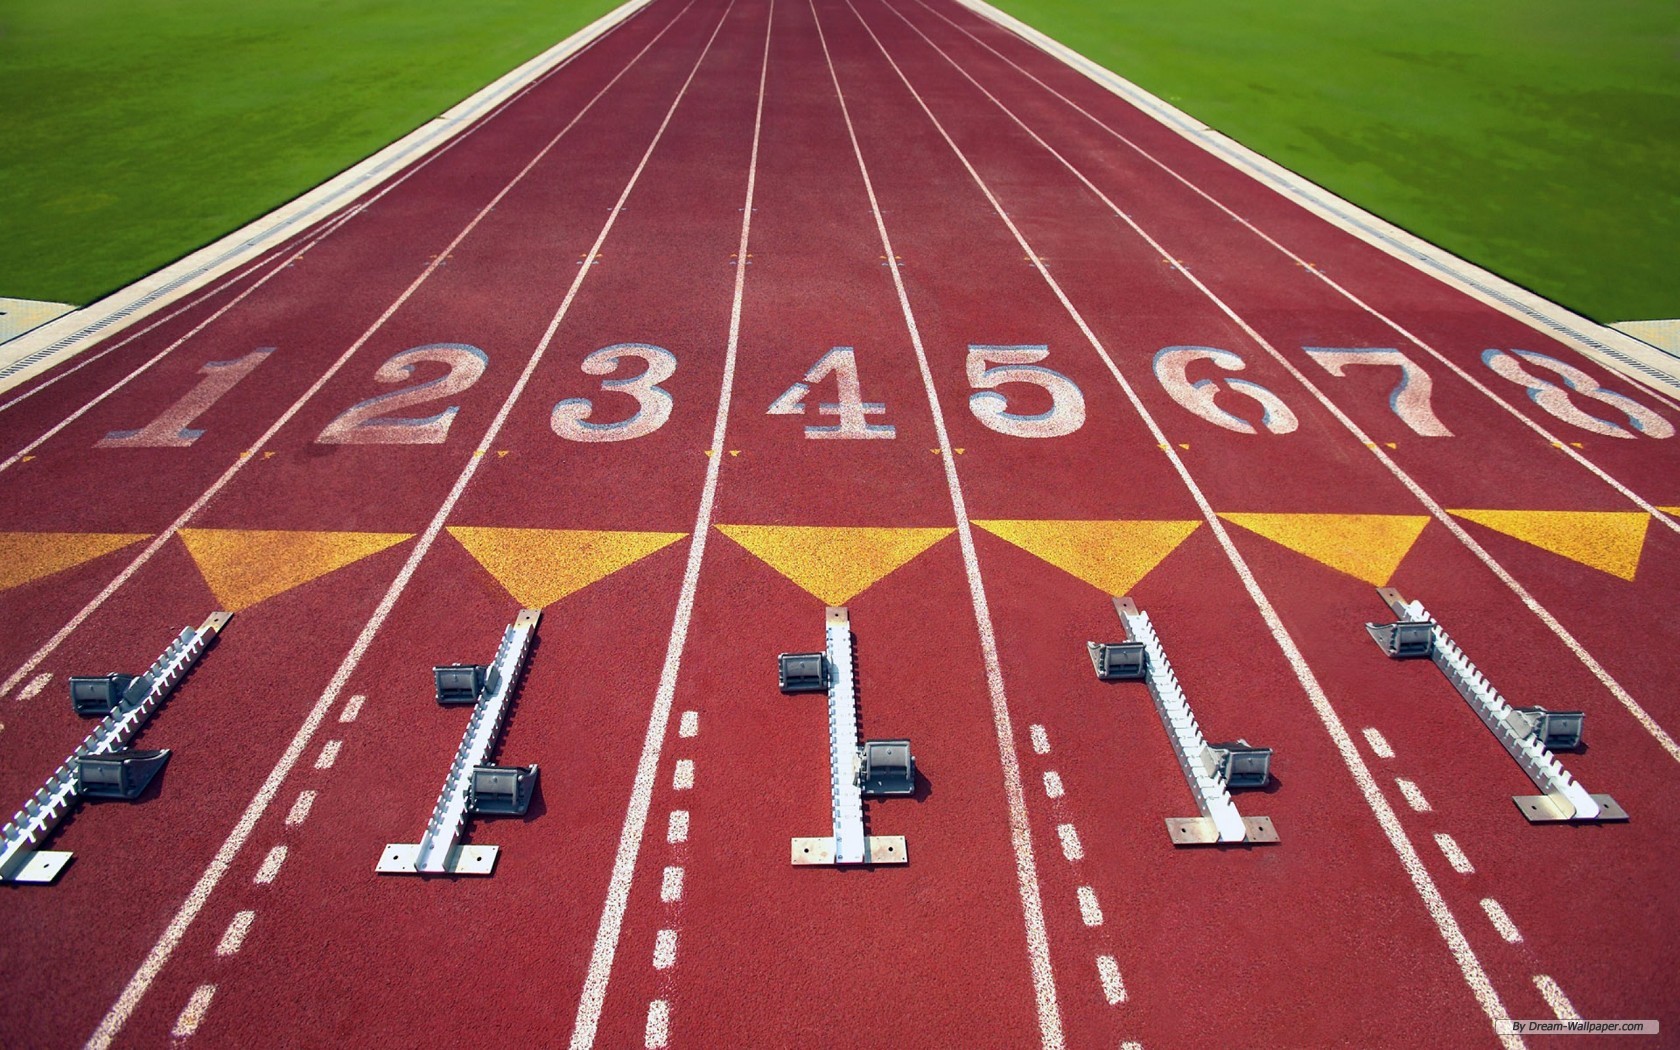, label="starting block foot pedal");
[860,740,914,797]
[69,674,141,716]
[1087,641,1146,681]
[791,835,907,866]
[434,664,488,706]
[1166,815,1278,847]
[375,842,500,876]
[469,764,538,816]
[77,749,171,800]
[1366,619,1434,659]
[1514,793,1628,824]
